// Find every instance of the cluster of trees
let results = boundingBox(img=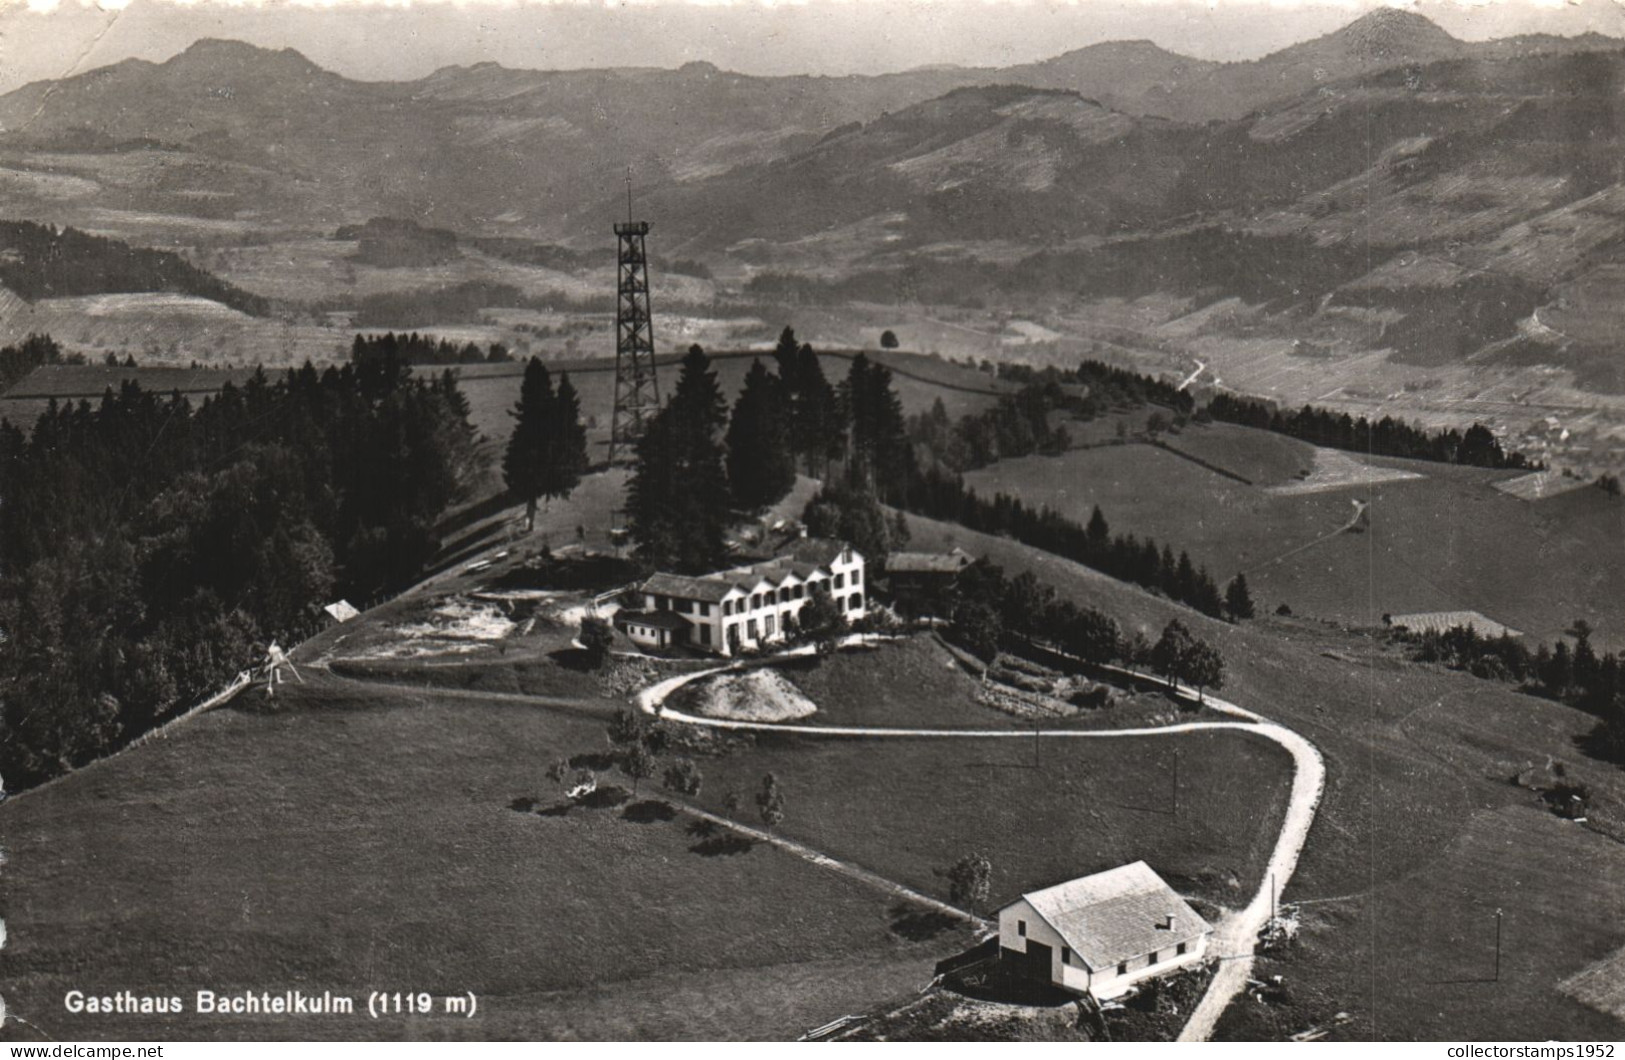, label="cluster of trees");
[626,336,914,573]
[352,332,514,366]
[575,708,789,830]
[906,386,1072,473]
[999,360,1195,416]
[947,557,1123,666]
[1143,618,1226,703]
[501,359,589,532]
[0,221,269,316]
[941,558,1227,705]
[1208,393,1537,470]
[0,332,72,392]
[906,466,1234,619]
[1400,619,1625,761]
[0,346,484,789]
